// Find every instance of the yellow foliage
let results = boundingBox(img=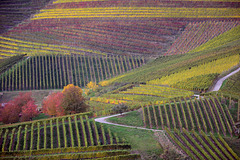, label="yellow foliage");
[32,7,240,20]
[62,84,83,95]
[85,89,90,95]
[99,81,109,86]
[148,54,240,86]
[87,81,98,91]
[90,97,127,104]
